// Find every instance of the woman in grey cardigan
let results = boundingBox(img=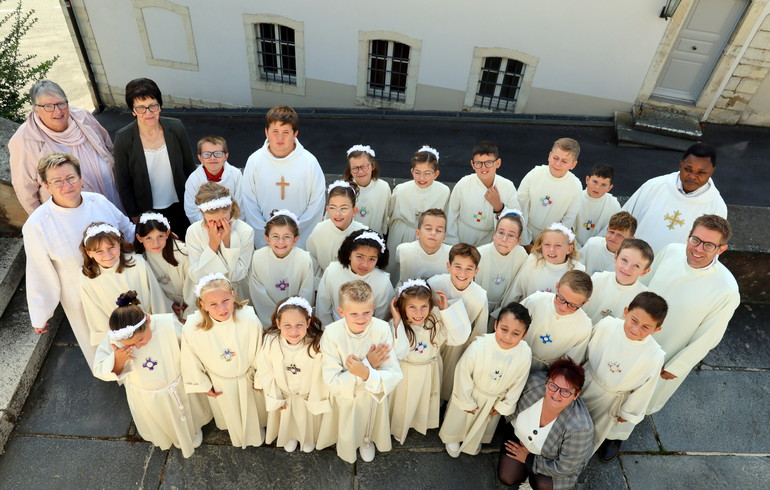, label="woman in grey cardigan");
[498,358,594,489]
